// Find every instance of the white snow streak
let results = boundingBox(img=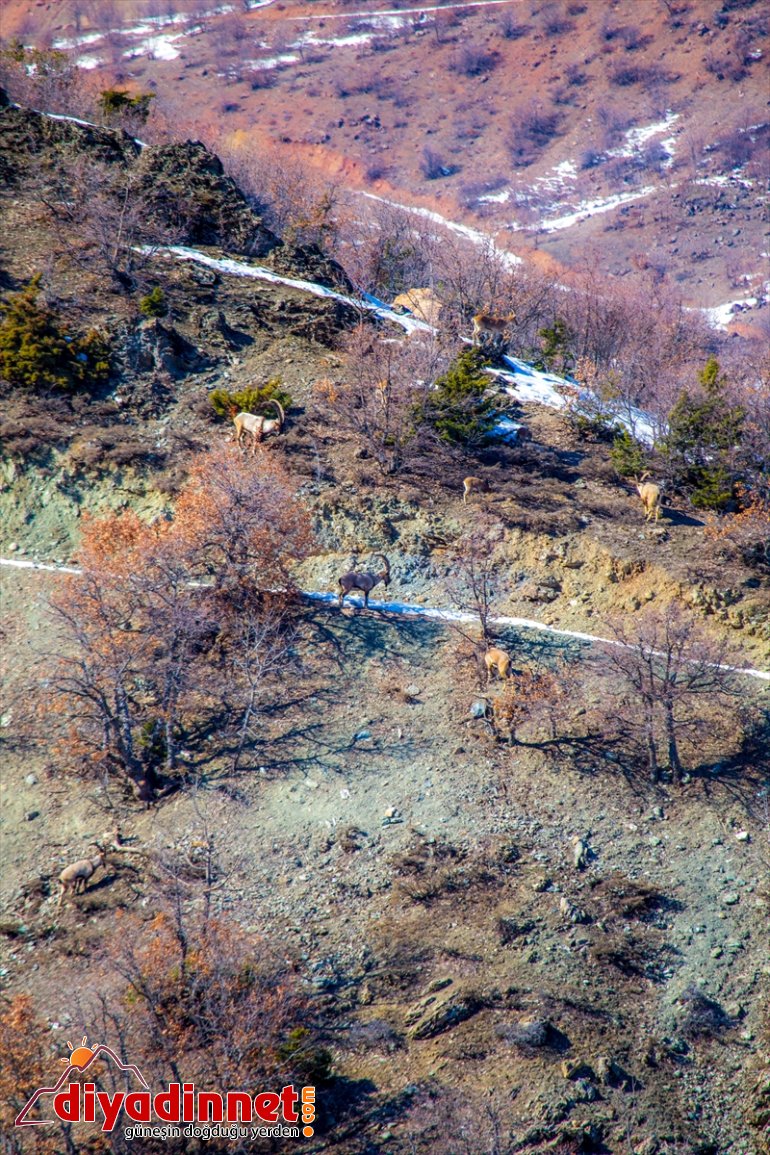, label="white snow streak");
[2,560,766,682]
[360,192,523,268]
